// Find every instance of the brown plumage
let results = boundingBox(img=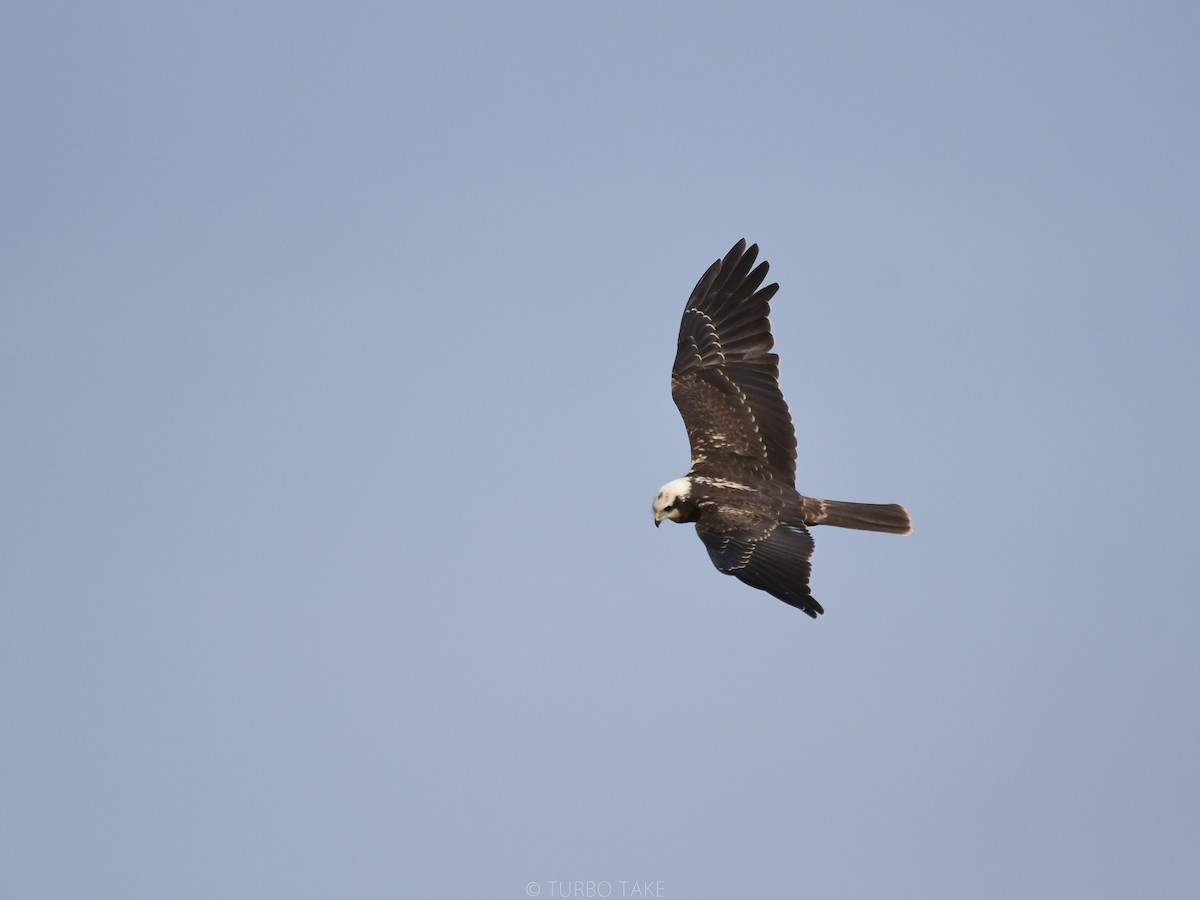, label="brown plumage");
[652,240,911,617]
